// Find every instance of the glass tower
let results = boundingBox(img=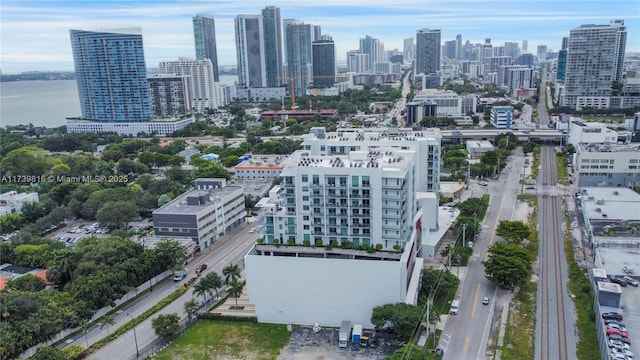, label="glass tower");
[193,14,220,82]
[70,28,151,123]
